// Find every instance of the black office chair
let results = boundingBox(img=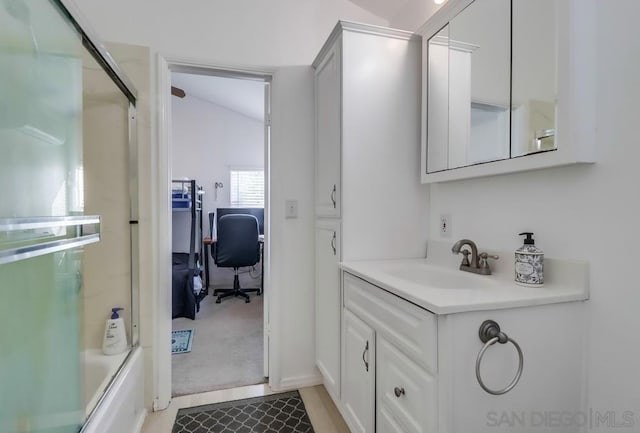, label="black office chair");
[209,211,215,238]
[212,214,261,303]
[207,211,215,295]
